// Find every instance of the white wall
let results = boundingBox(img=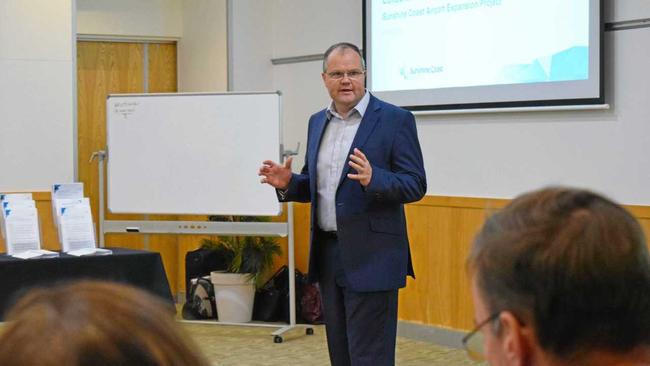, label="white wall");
[76,0,182,38]
[228,0,274,91]
[403,1,650,204]
[6,0,643,203]
[414,27,650,203]
[0,0,228,192]
[0,0,75,191]
[271,0,361,58]
[270,0,361,167]
[230,0,650,205]
[177,0,228,92]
